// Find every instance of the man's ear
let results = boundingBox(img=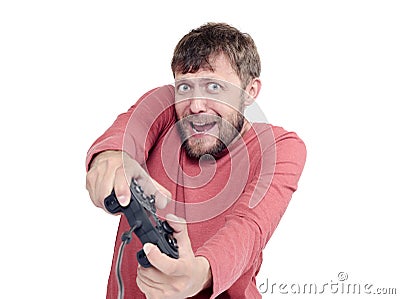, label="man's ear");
[243,78,262,106]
